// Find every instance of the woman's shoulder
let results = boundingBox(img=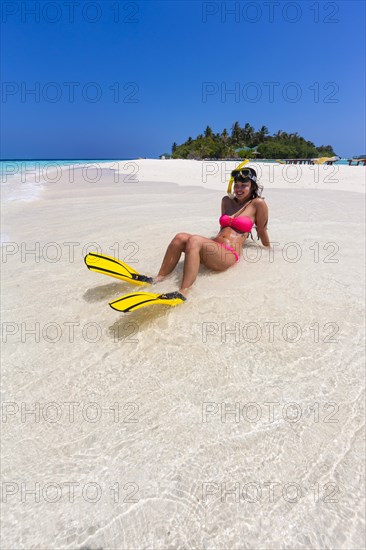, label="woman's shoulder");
[252,197,267,208]
[221,195,233,208]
